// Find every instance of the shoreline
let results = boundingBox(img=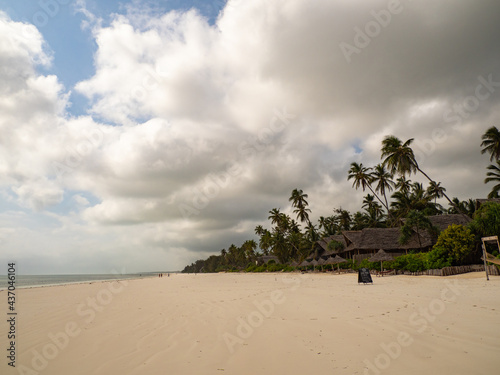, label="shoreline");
[0,274,161,291]
[0,270,493,292]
